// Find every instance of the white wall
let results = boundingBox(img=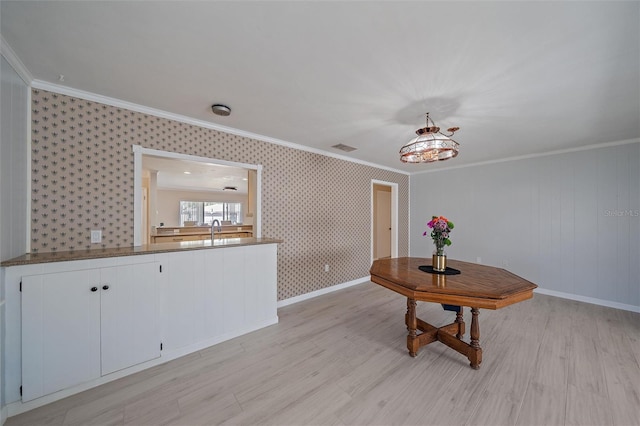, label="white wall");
[410,142,640,311]
[0,56,28,260]
[156,189,248,227]
[0,55,30,425]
